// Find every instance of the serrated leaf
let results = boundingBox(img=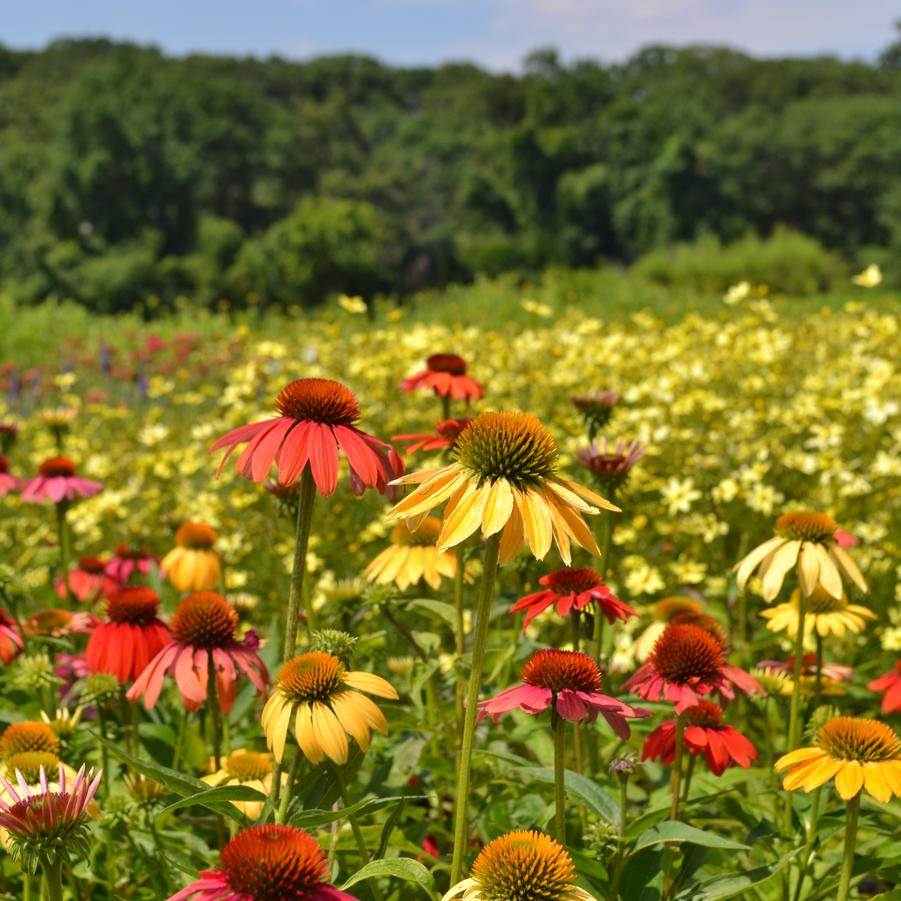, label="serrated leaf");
[340,857,437,898]
[632,821,749,853]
